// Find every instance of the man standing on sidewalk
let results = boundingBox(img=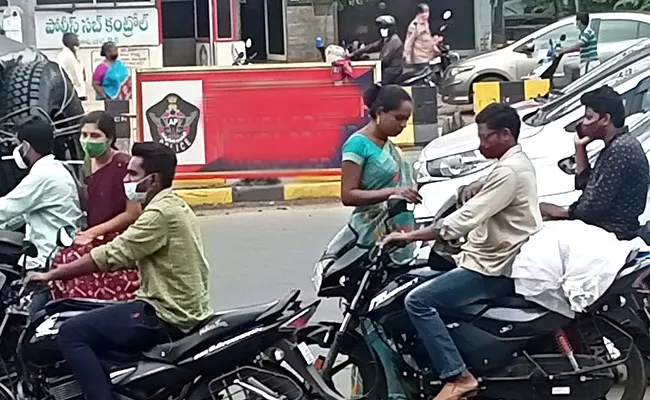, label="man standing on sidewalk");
[56,33,87,101]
